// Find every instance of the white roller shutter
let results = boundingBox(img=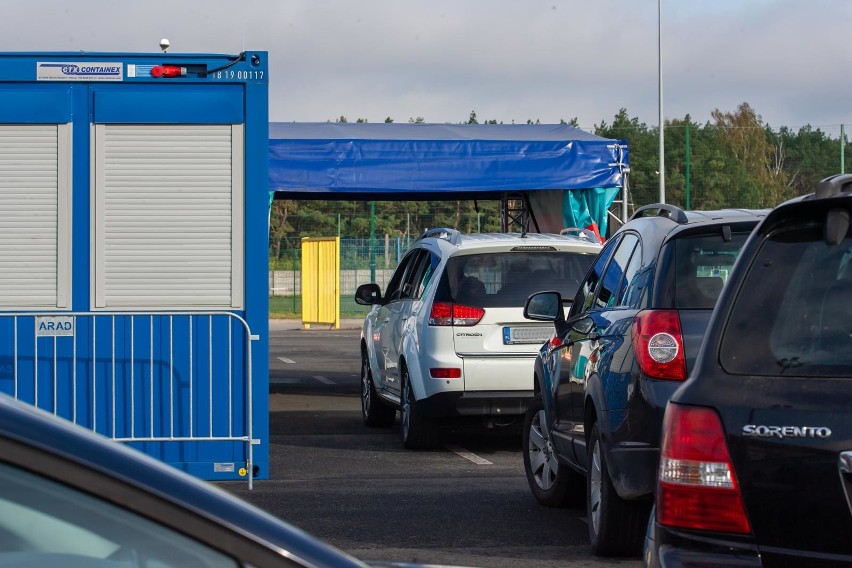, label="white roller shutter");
[94,124,244,309]
[0,124,71,309]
